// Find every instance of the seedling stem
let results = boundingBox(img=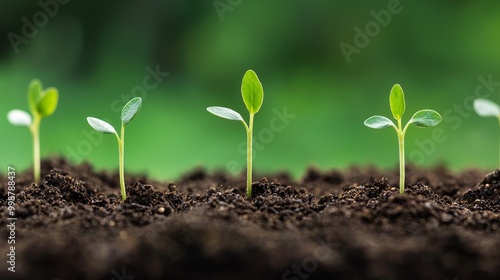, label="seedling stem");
[473,98,500,169]
[31,116,41,182]
[118,125,126,201]
[7,79,59,182]
[246,114,254,199]
[496,117,500,169]
[87,97,142,201]
[207,70,264,199]
[397,119,405,194]
[364,84,441,194]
